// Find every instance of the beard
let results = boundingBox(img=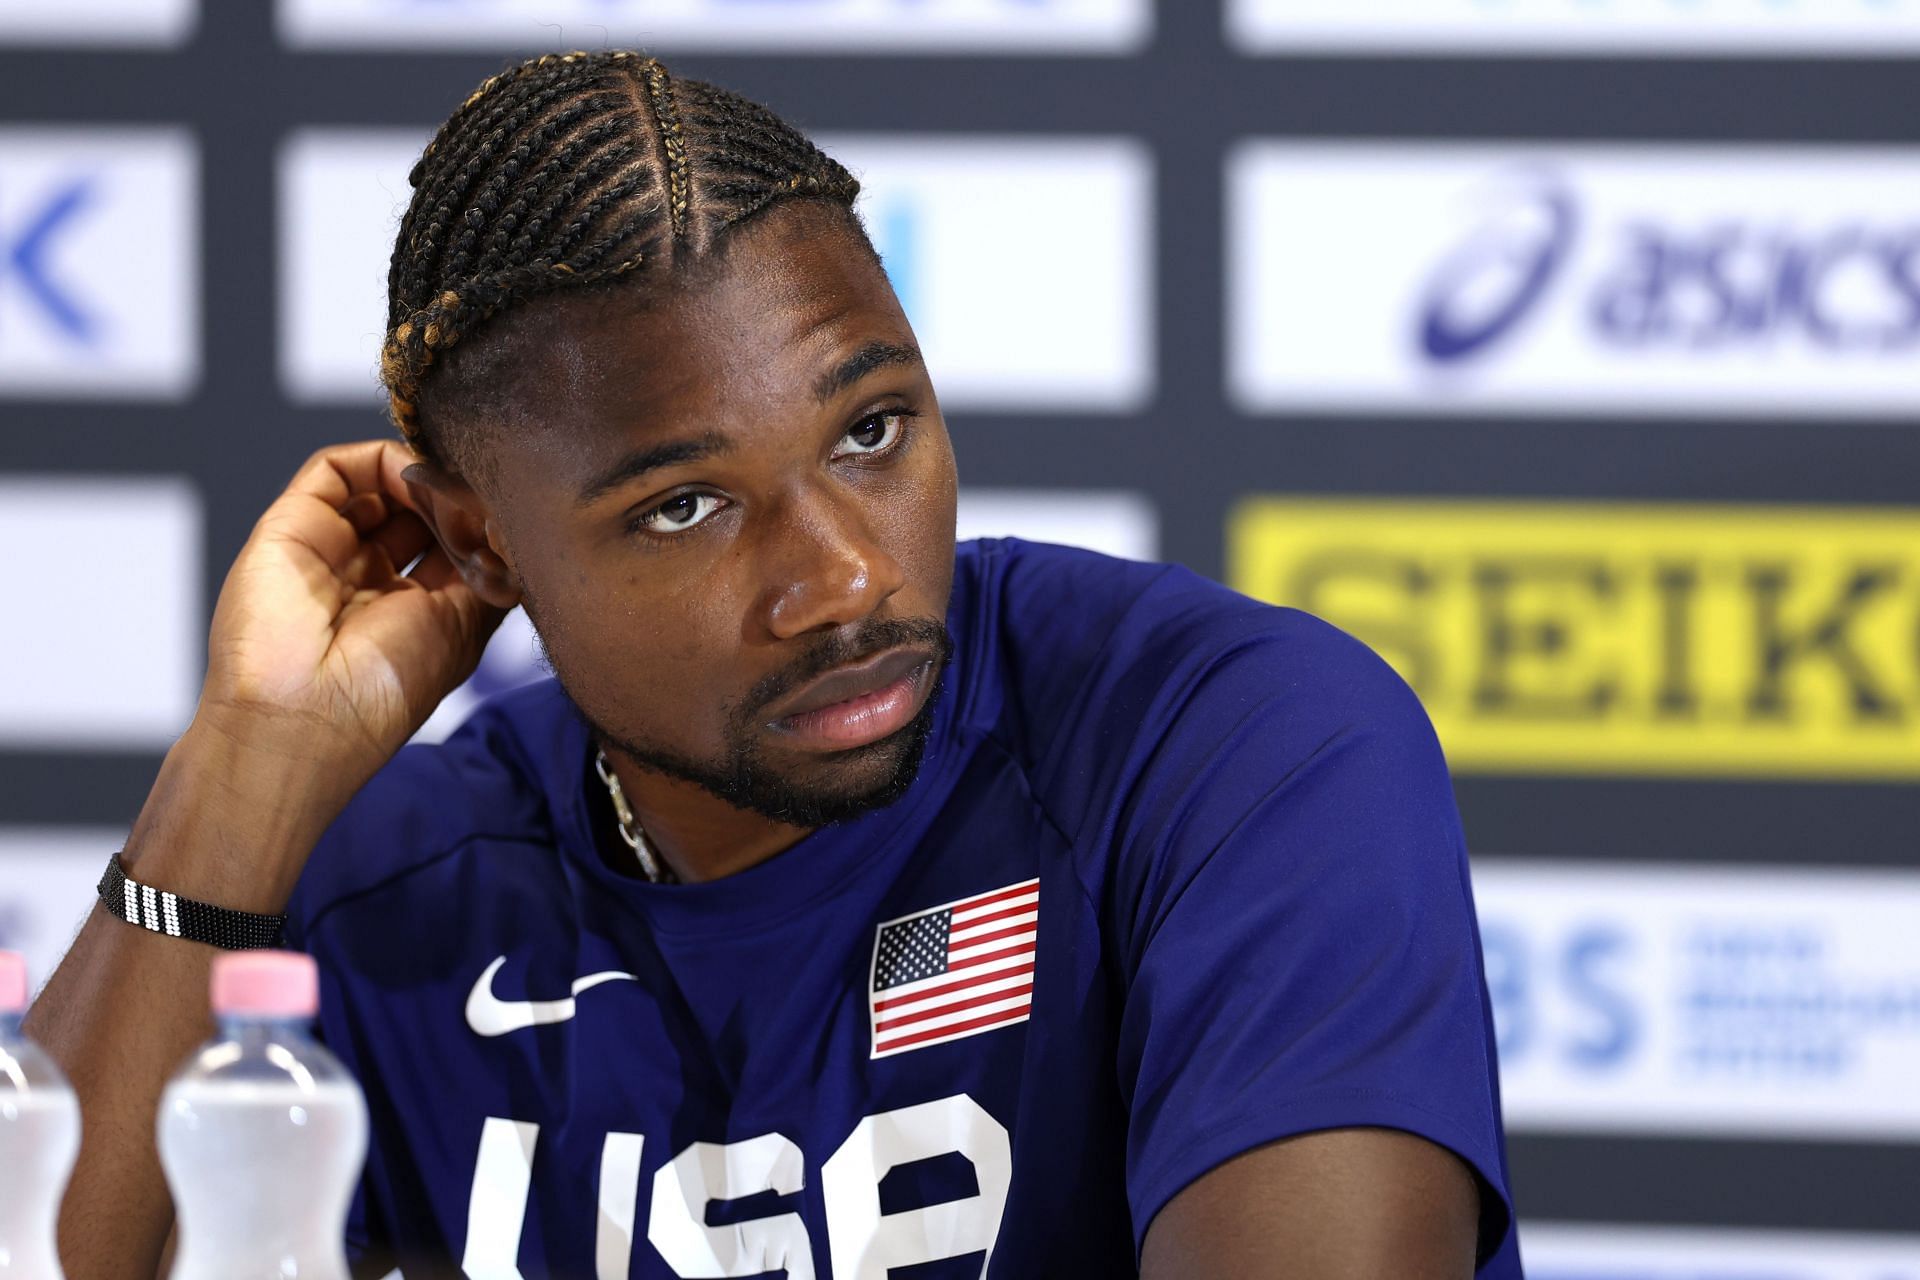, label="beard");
[564,615,953,830]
